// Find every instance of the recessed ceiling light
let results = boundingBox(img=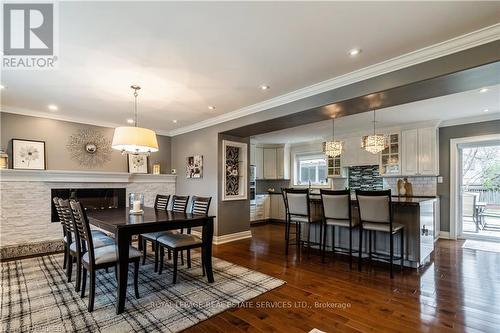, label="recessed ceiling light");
[172,120,178,124]
[127,118,134,124]
[208,106,216,110]
[0,84,5,90]
[348,48,361,56]
[48,104,58,111]
[479,87,489,93]
[483,108,489,112]
[260,85,270,90]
